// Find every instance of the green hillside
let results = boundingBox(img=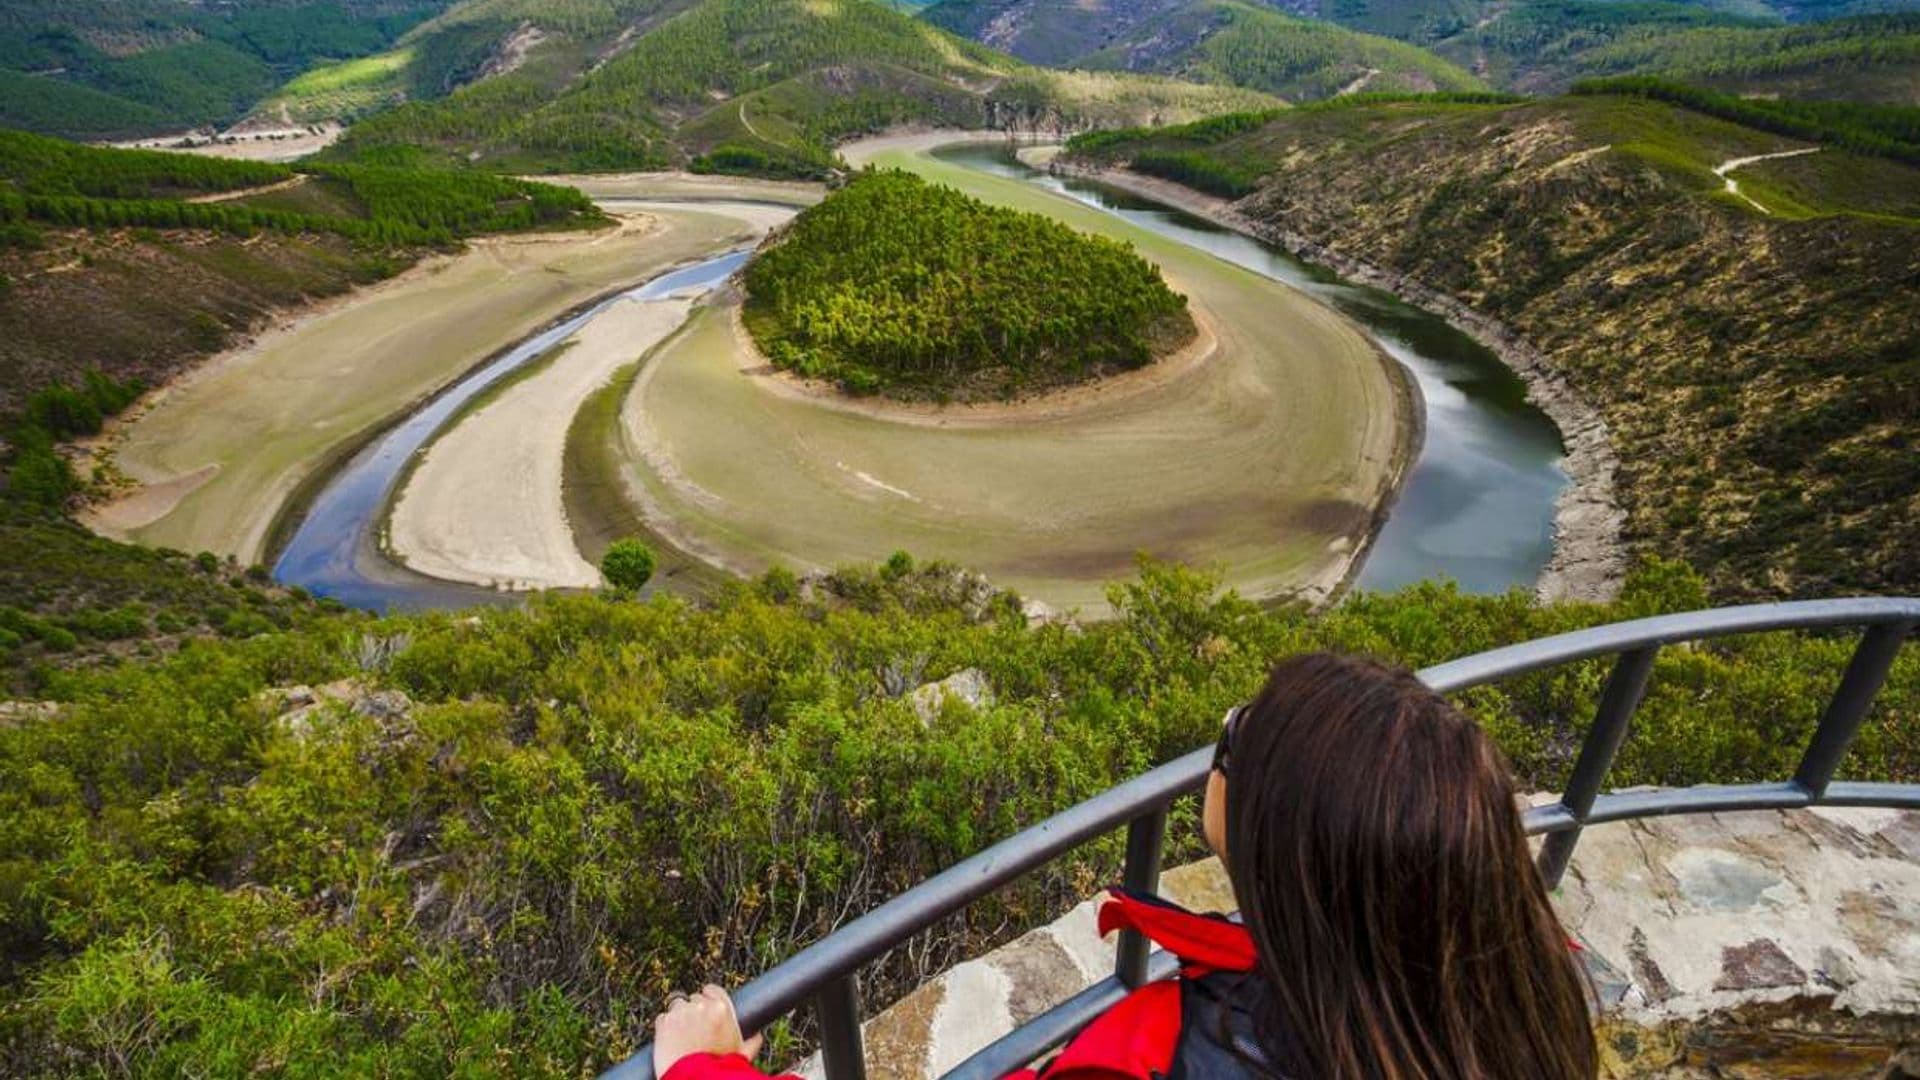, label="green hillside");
[1562,12,1920,104]
[0,129,602,493]
[326,0,1278,173]
[1077,0,1487,101]
[1426,6,1920,103]
[0,1,453,137]
[263,0,691,126]
[1065,91,1920,600]
[1427,0,1766,87]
